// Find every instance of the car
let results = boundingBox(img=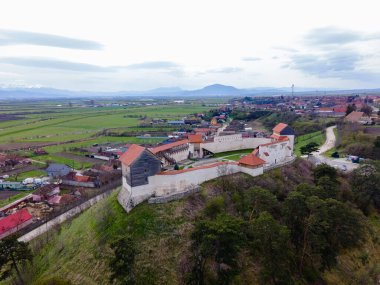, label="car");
[340,165,347,171]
